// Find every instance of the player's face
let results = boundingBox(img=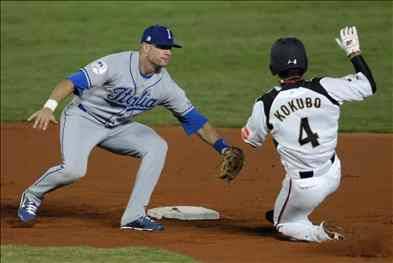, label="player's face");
[146,44,172,67]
